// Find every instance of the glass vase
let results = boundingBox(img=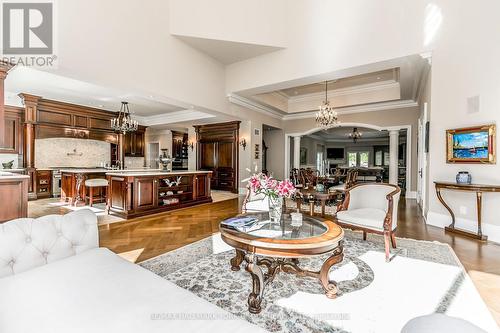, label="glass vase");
[268,196,283,224]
